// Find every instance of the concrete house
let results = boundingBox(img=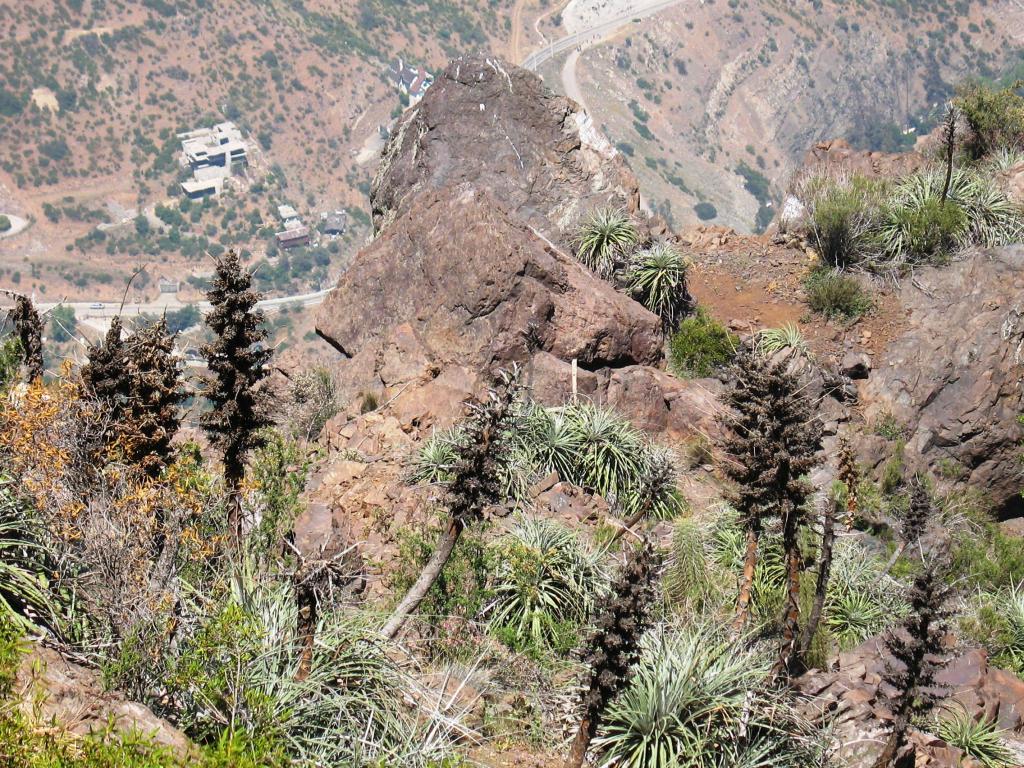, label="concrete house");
[178,122,249,199]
